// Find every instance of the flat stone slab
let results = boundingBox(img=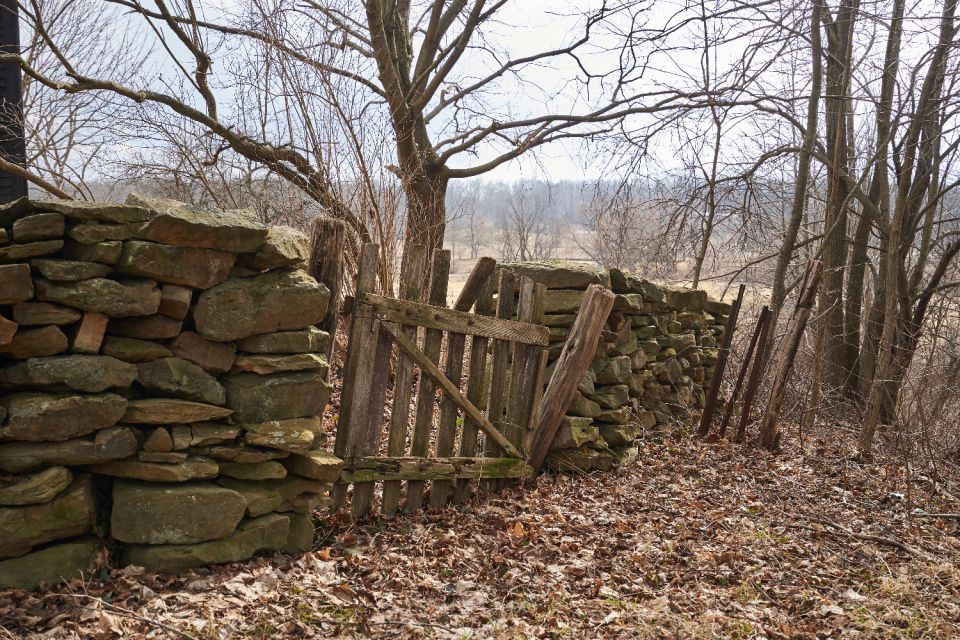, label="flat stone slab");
[241,417,321,452]
[111,480,246,544]
[123,399,233,424]
[11,302,82,326]
[0,427,138,473]
[67,222,143,244]
[128,194,267,253]
[499,262,610,289]
[102,336,173,363]
[36,278,161,317]
[193,270,328,342]
[0,239,63,263]
[0,355,138,392]
[218,460,288,480]
[30,259,111,282]
[231,353,328,375]
[119,513,289,573]
[137,357,226,405]
[194,445,287,463]
[186,423,242,446]
[13,212,64,242]
[236,327,329,355]
[0,466,73,506]
[0,476,96,559]
[281,451,344,483]
[0,538,101,589]
[92,457,220,483]
[40,199,155,223]
[116,241,236,289]
[0,325,69,359]
[223,371,331,423]
[0,393,127,442]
